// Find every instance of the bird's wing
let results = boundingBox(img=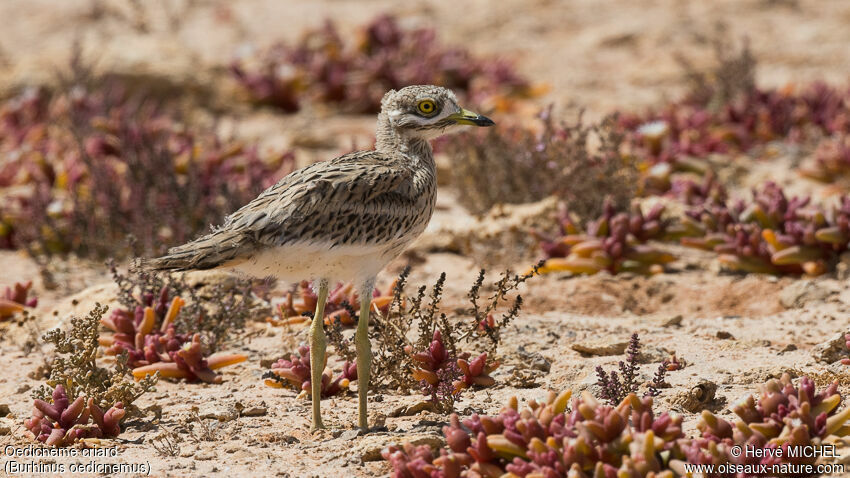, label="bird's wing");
[224,150,415,247]
[144,151,414,271]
